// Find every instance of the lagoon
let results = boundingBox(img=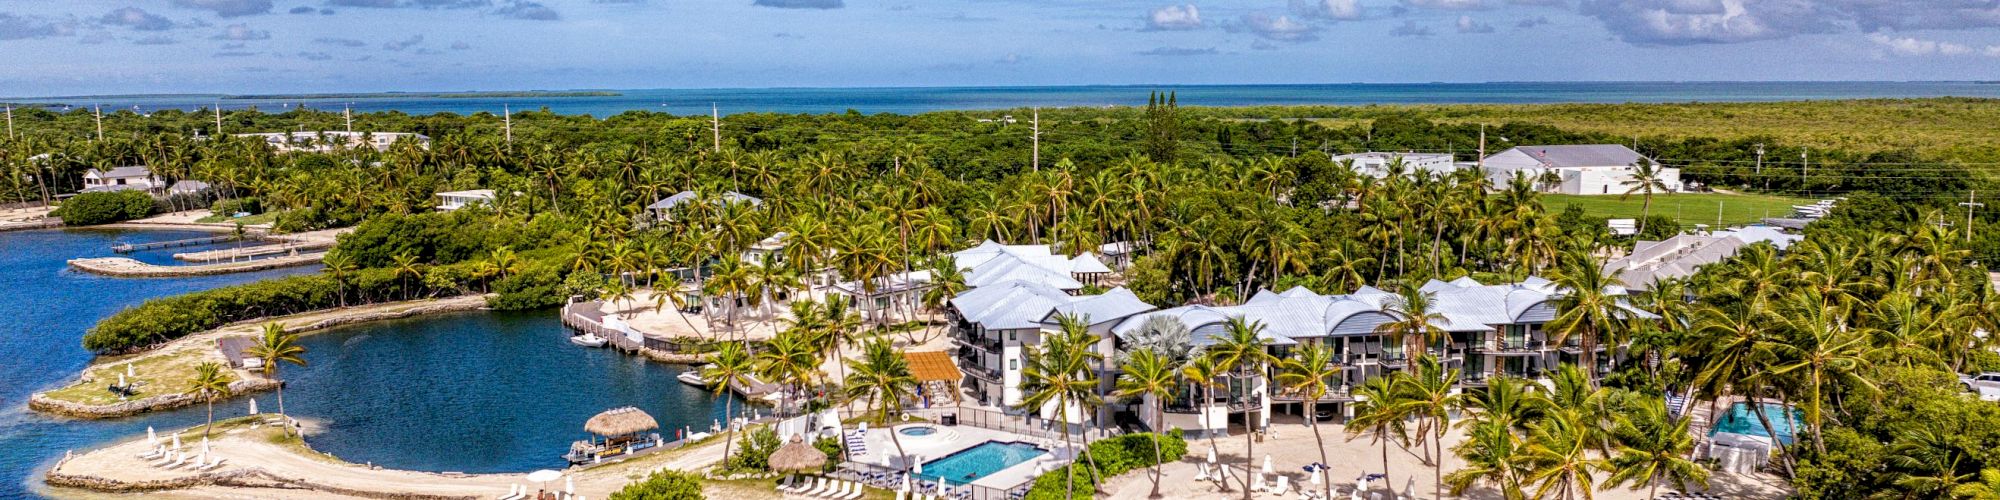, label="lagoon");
[0,228,733,498]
